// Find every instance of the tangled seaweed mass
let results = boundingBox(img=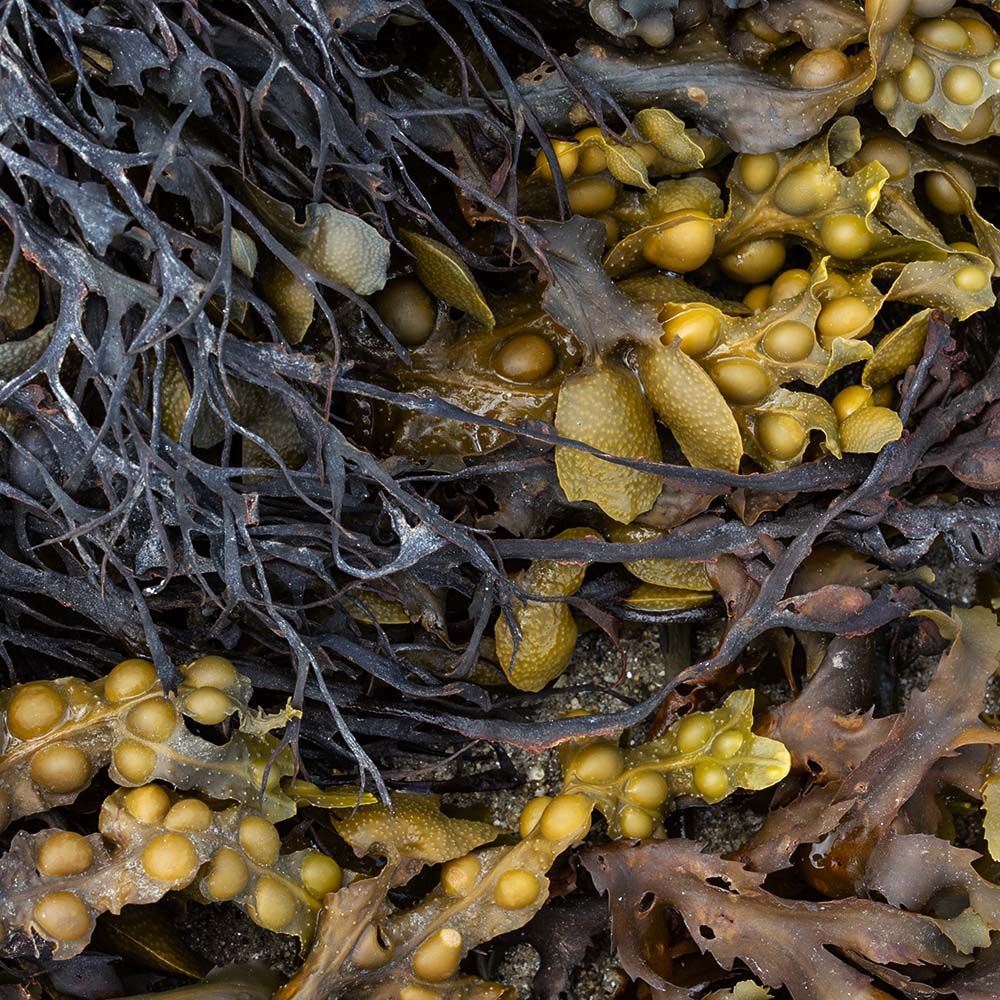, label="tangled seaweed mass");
[5,0,1000,996]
